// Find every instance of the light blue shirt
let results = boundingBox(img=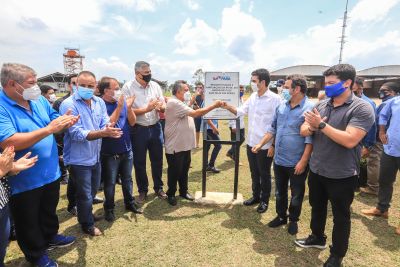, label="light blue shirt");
[60,93,110,166]
[0,92,60,194]
[268,96,314,167]
[379,96,400,157]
